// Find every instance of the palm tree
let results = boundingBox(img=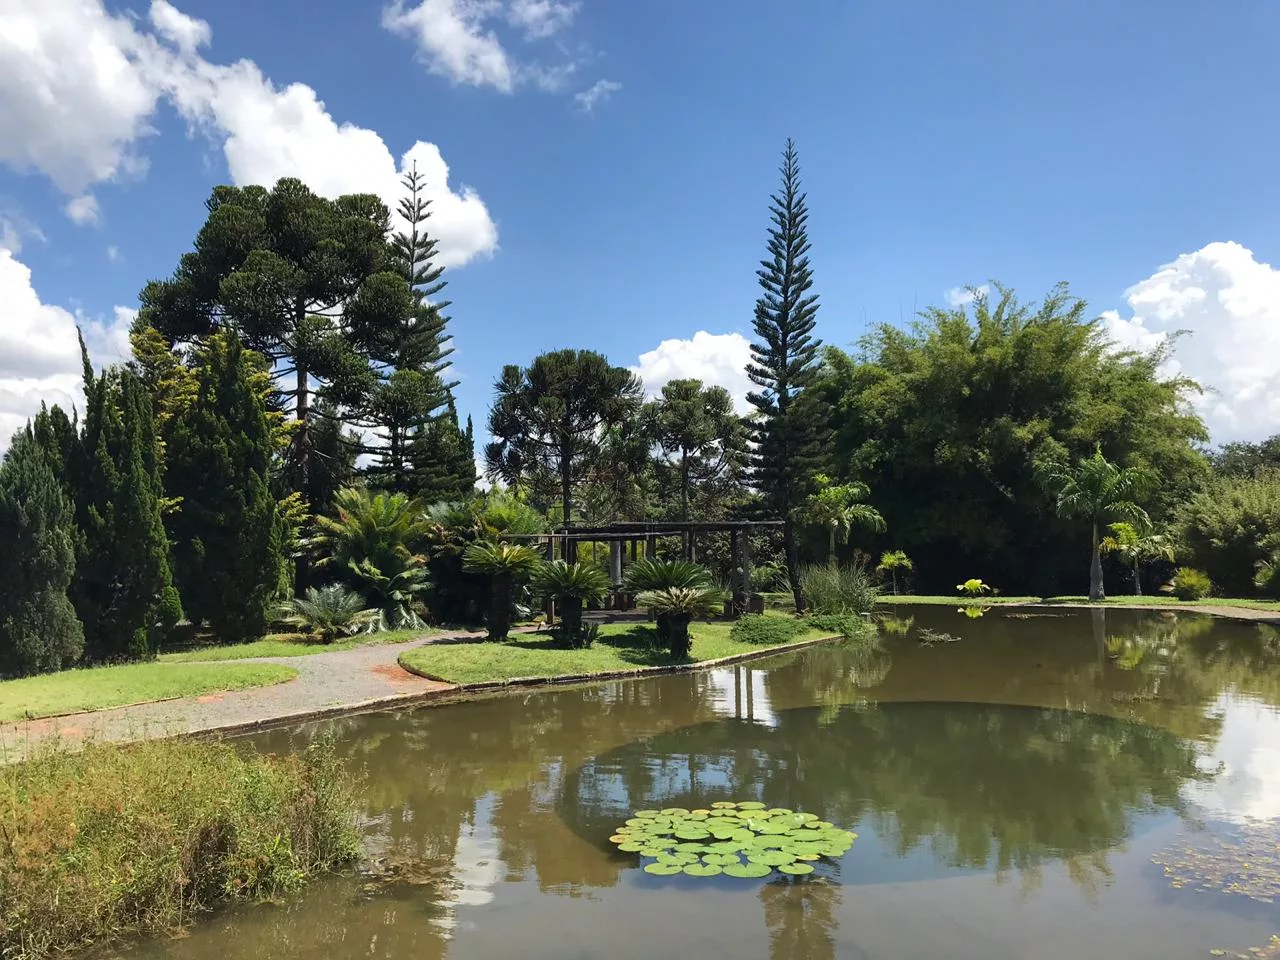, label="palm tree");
[634,586,721,659]
[1038,447,1152,602]
[800,475,886,565]
[532,560,611,645]
[462,541,544,640]
[623,559,715,646]
[280,585,380,642]
[1099,522,1175,596]
[875,550,913,596]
